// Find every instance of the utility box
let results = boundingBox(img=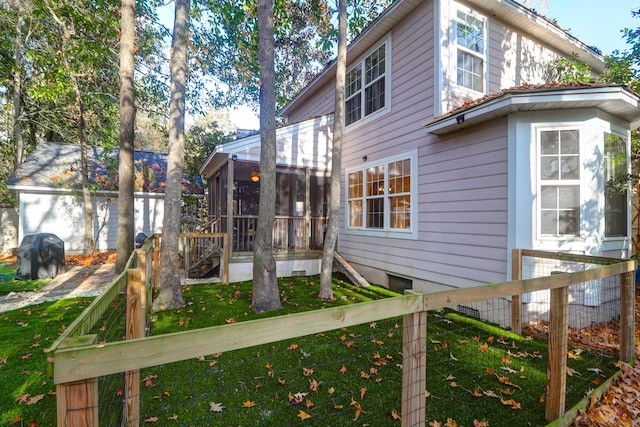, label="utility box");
[16,233,65,279]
